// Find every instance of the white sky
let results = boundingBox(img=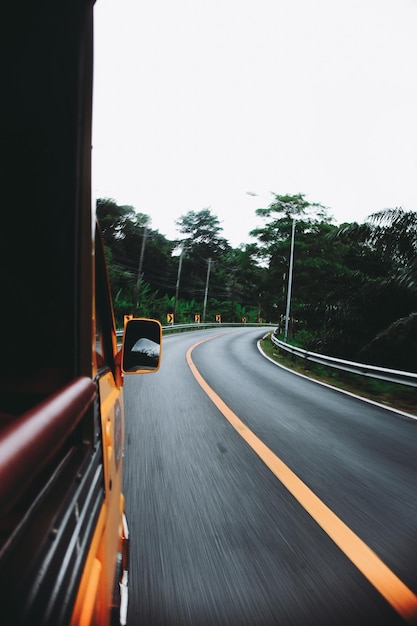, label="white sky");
[92,0,417,247]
